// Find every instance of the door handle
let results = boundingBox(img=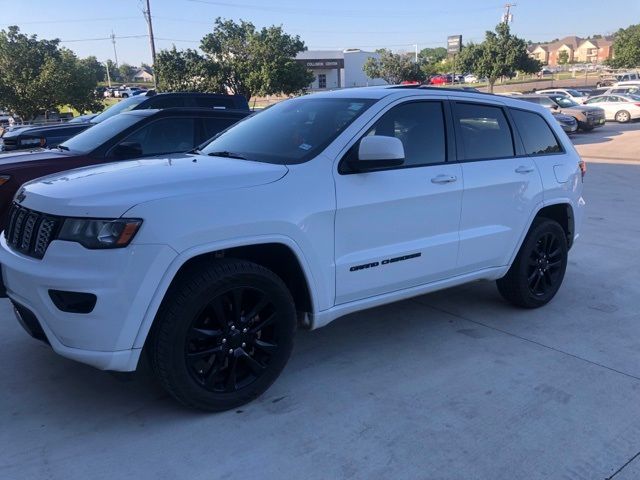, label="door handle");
[431,174,457,184]
[515,165,535,174]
